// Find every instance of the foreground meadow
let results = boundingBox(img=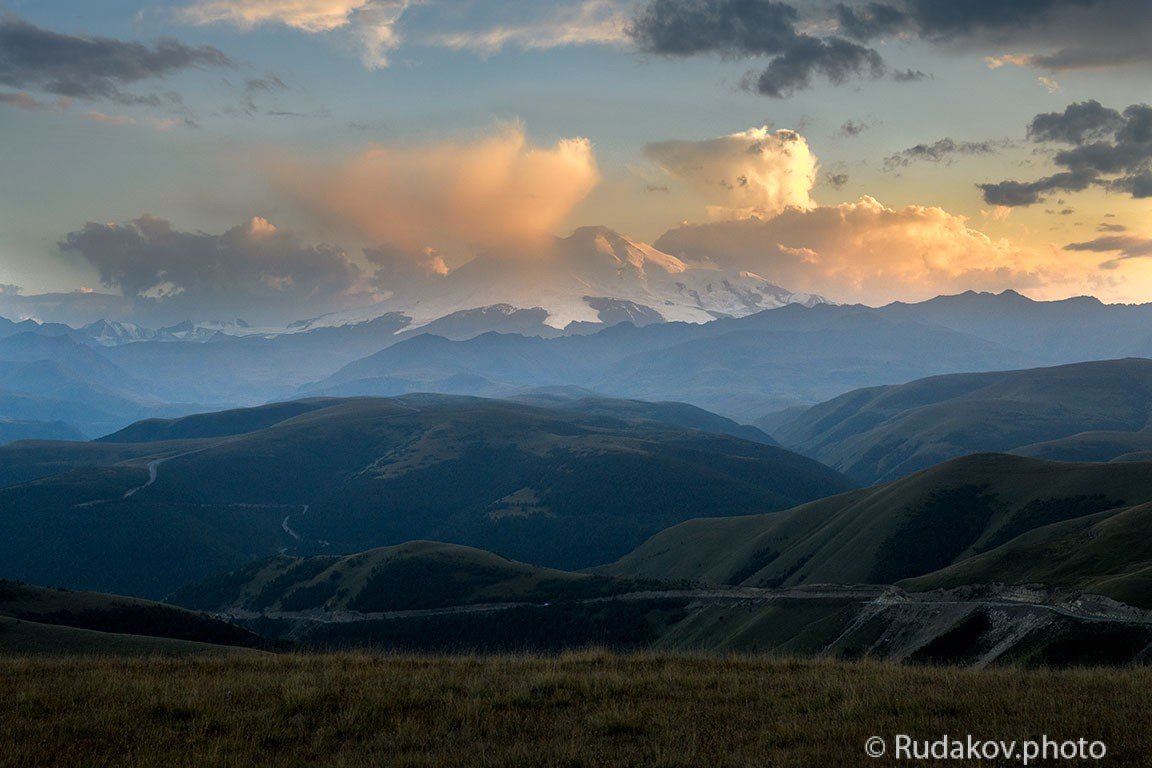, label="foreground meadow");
[2,653,1148,768]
